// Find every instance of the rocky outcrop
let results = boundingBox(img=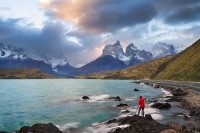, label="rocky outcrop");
[16,123,62,133]
[109,115,184,133]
